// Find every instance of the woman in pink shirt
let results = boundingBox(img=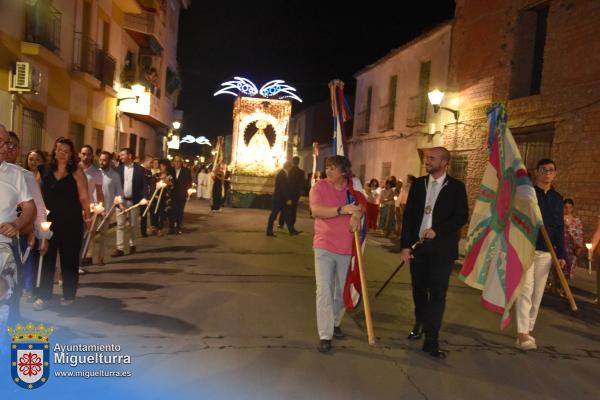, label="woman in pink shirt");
[309,155,363,353]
